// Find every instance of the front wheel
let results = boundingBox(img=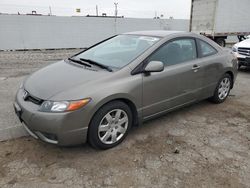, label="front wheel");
[209,74,232,104]
[88,101,132,149]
